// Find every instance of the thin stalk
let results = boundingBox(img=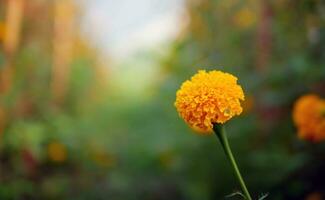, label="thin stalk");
[213,124,252,200]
